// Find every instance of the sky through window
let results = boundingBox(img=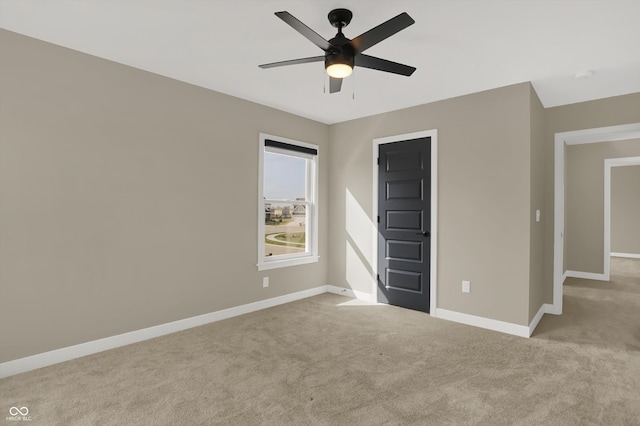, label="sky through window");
[264,151,306,200]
